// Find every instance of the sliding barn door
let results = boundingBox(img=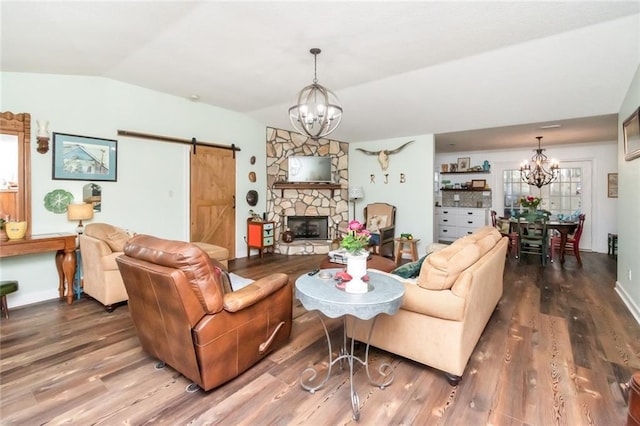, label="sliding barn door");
[190,145,236,259]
